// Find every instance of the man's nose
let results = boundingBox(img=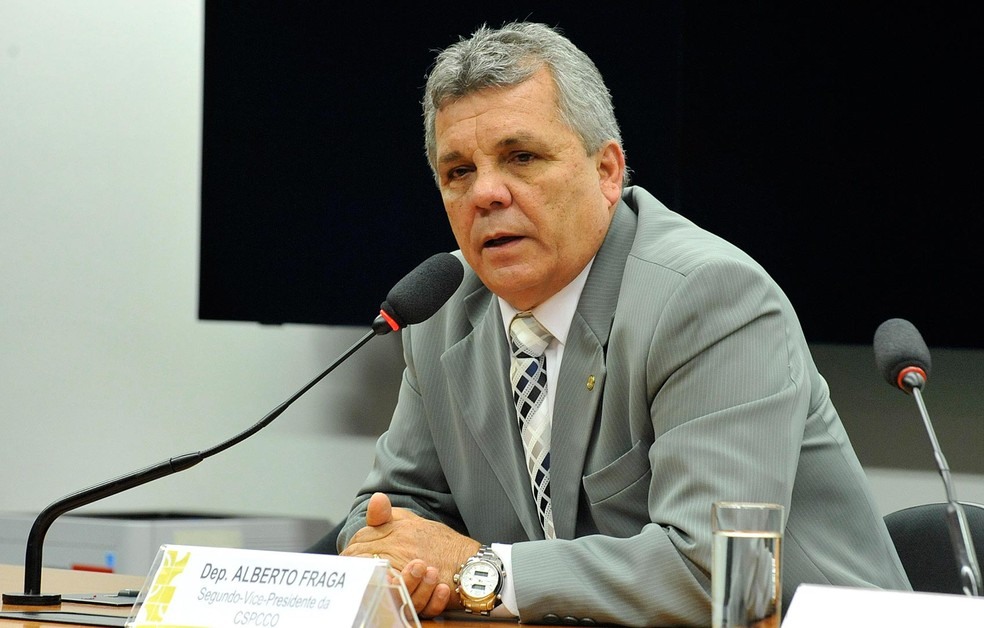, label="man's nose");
[470,168,512,211]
